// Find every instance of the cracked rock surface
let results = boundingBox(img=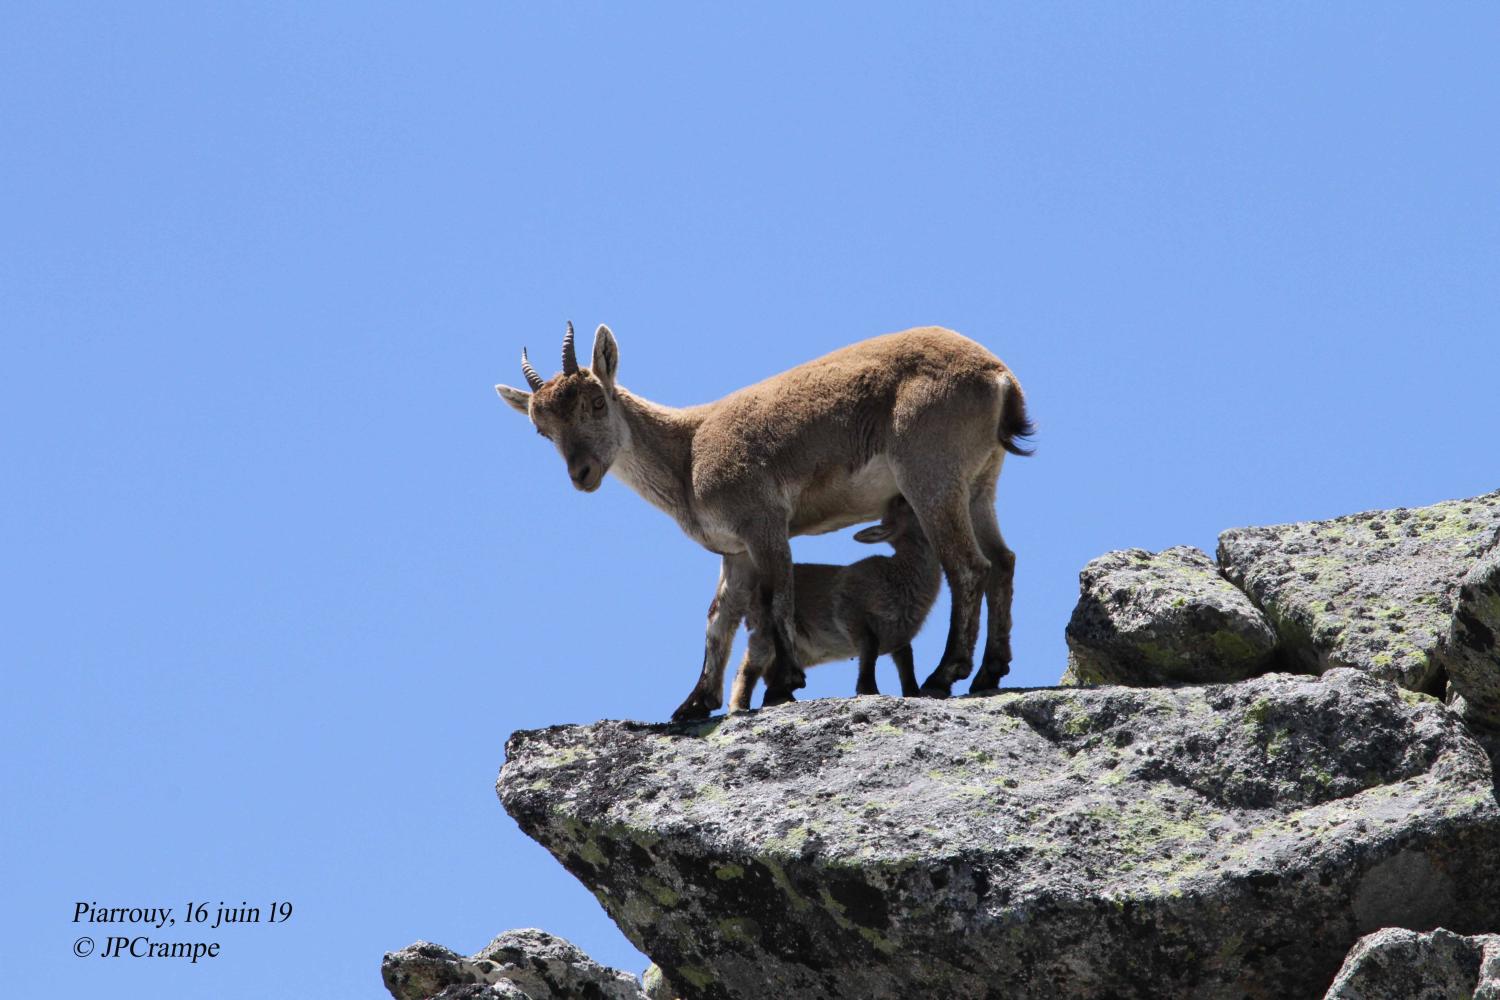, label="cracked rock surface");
[1323,927,1500,999]
[1218,490,1500,693]
[1064,545,1277,686]
[498,671,1500,1000]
